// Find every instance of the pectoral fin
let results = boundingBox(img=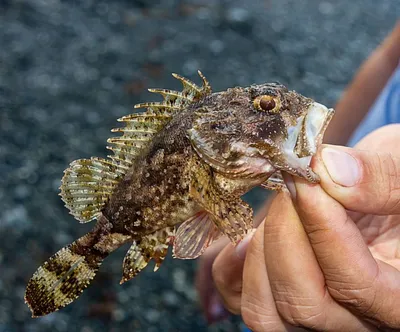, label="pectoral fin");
[189,157,254,243]
[173,211,221,259]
